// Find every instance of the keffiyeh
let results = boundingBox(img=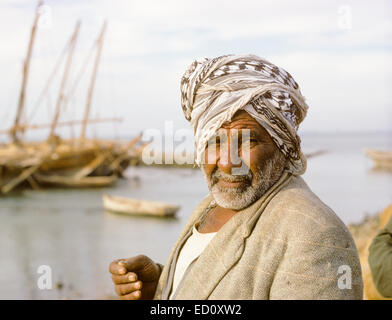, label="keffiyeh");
[180,54,309,175]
